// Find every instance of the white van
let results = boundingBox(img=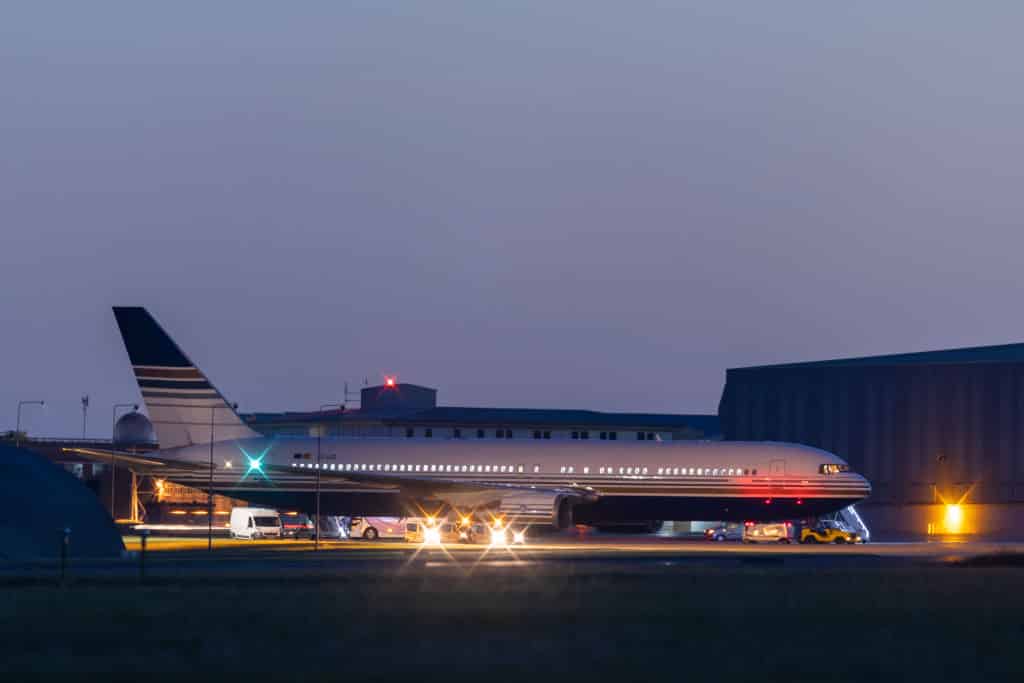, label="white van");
[229,507,282,540]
